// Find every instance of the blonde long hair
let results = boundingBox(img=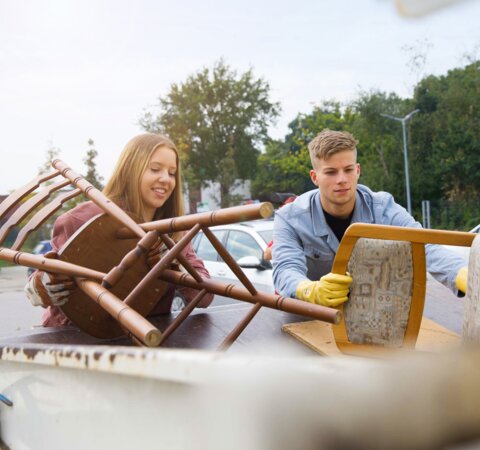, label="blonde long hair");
[103,133,184,227]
